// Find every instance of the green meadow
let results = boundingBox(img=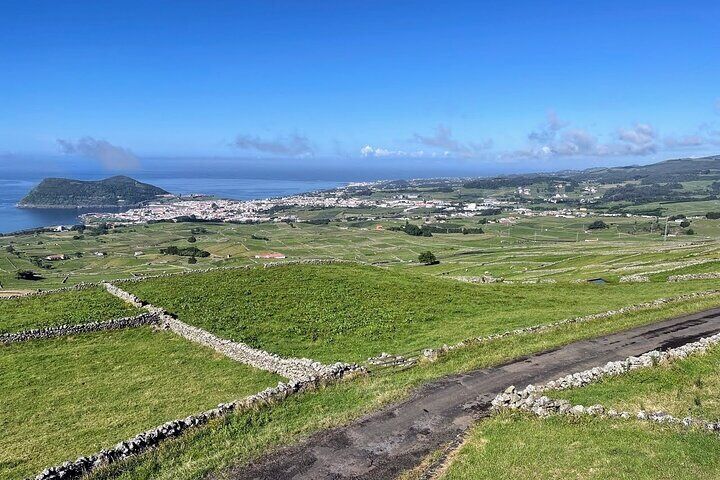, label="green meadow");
[123,263,720,363]
[0,327,281,479]
[0,287,139,334]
